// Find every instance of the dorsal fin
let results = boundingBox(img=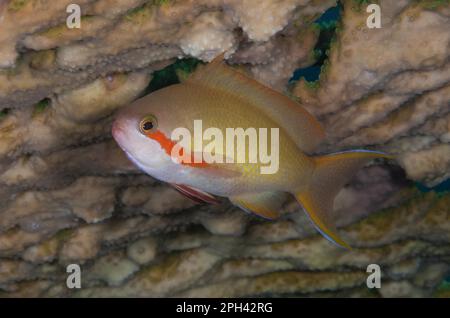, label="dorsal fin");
[186,53,326,153]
